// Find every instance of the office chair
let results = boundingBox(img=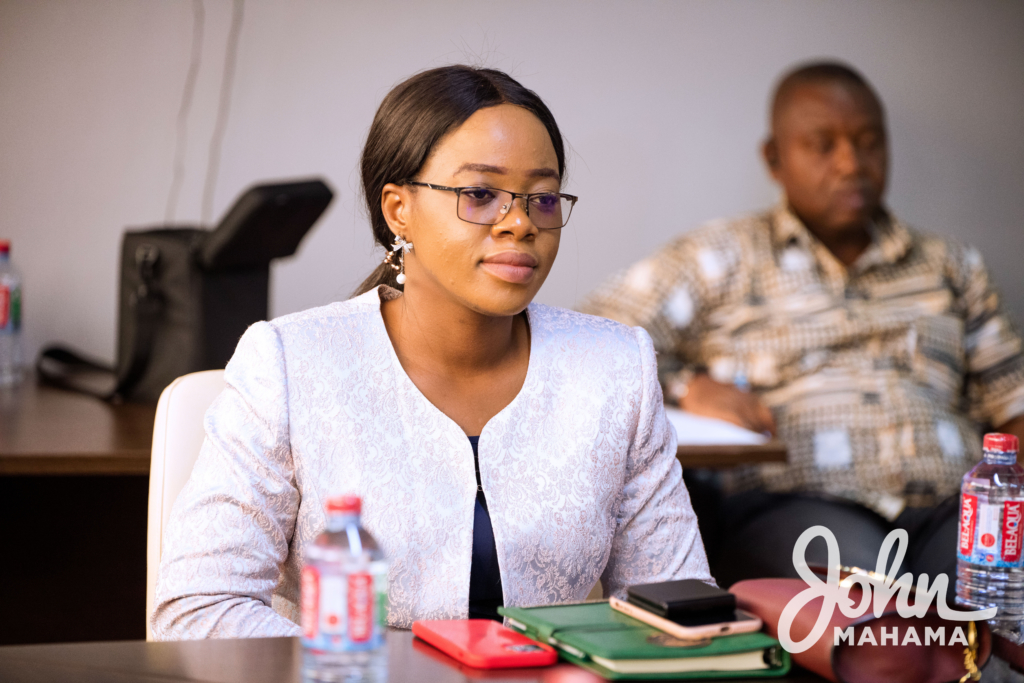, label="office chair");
[145,369,226,640]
